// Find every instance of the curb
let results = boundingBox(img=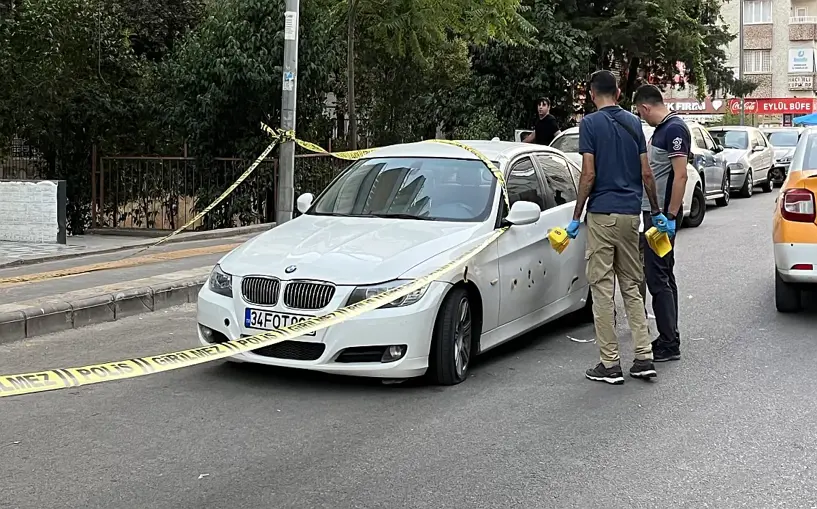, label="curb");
[0,276,207,344]
[0,223,275,270]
